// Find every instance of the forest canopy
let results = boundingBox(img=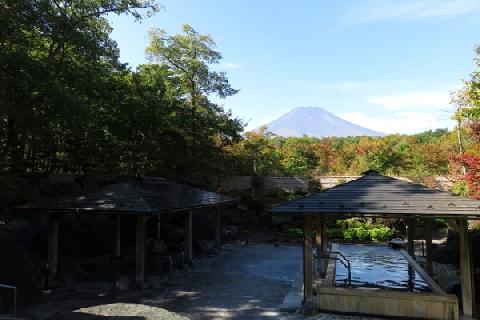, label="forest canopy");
[0,0,243,179]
